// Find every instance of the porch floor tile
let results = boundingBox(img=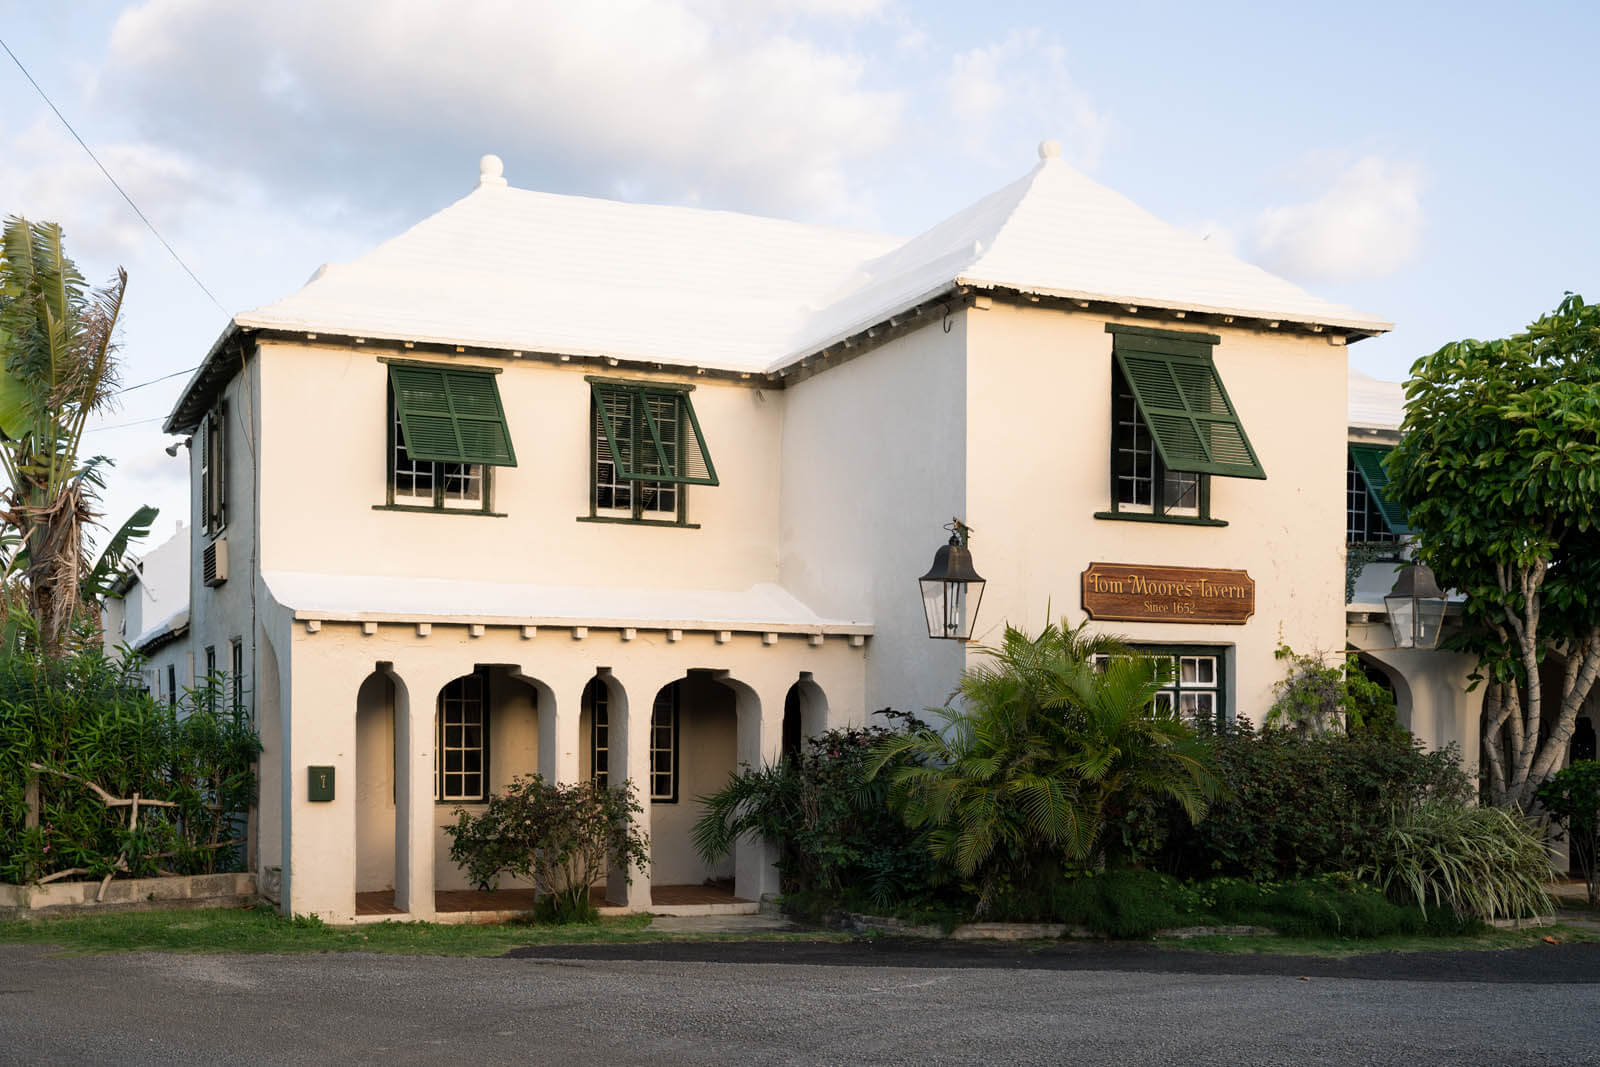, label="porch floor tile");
[353,884,749,917]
